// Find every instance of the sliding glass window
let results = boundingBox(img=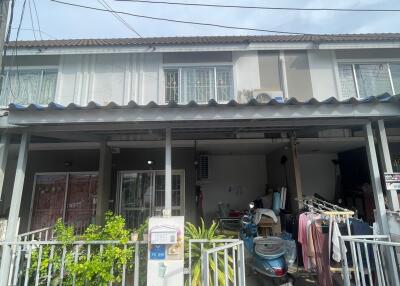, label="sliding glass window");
[1,69,58,106]
[338,63,400,99]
